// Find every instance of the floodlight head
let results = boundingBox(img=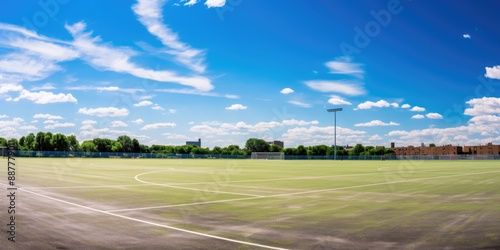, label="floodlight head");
[327,108,343,112]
